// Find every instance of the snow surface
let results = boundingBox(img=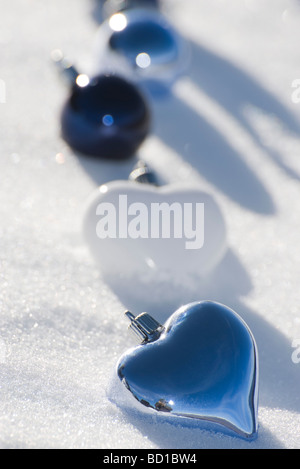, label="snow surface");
[1,0,300,449]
